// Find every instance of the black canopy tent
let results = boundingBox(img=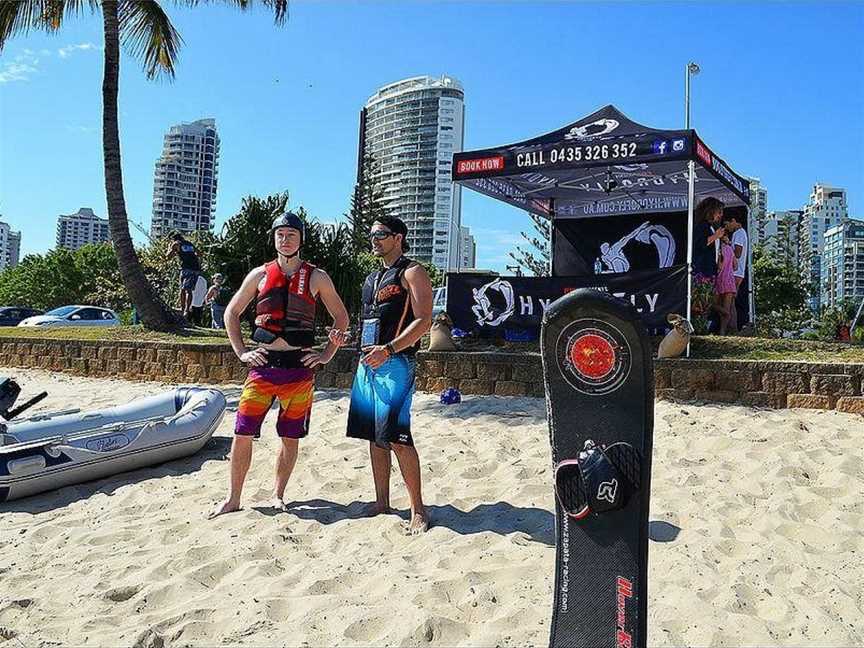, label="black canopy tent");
[452,104,754,330]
